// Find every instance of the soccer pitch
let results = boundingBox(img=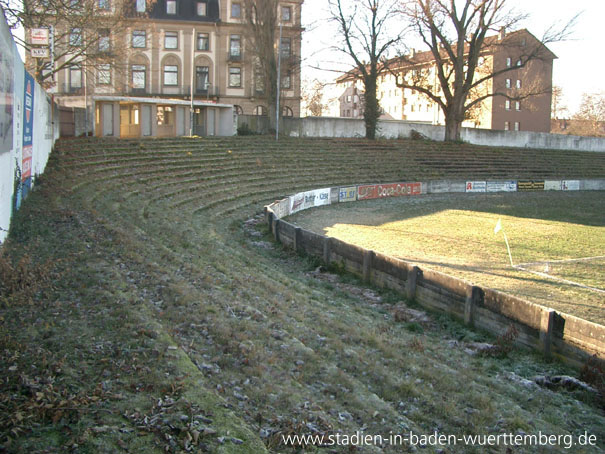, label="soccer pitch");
[289,191,605,325]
